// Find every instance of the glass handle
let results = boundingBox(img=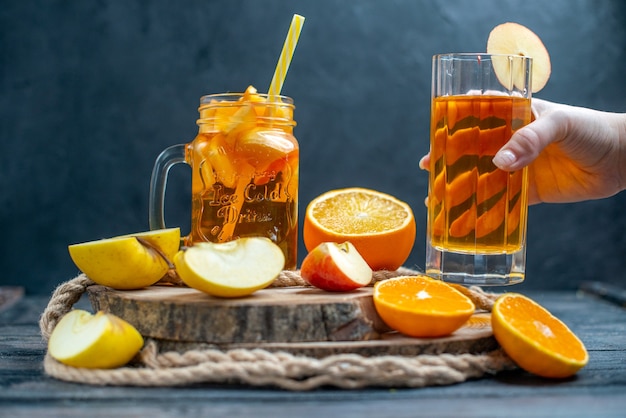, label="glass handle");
[149,144,187,230]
